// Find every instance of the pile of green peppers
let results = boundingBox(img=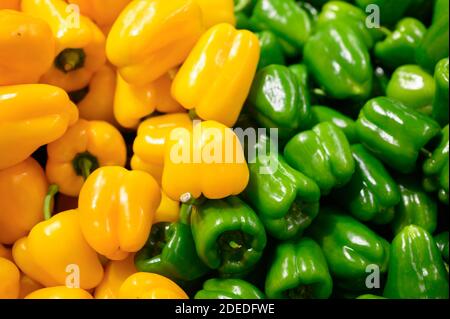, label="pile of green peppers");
[135,0,449,299]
